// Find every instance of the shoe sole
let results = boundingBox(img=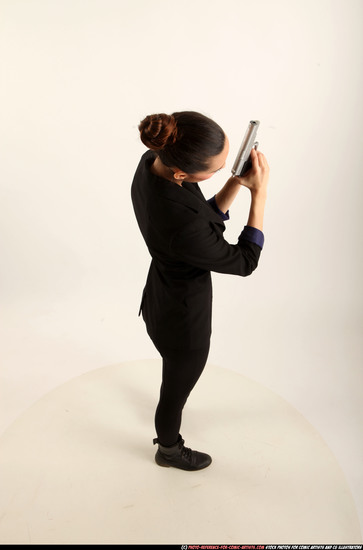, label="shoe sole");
[154,452,212,471]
